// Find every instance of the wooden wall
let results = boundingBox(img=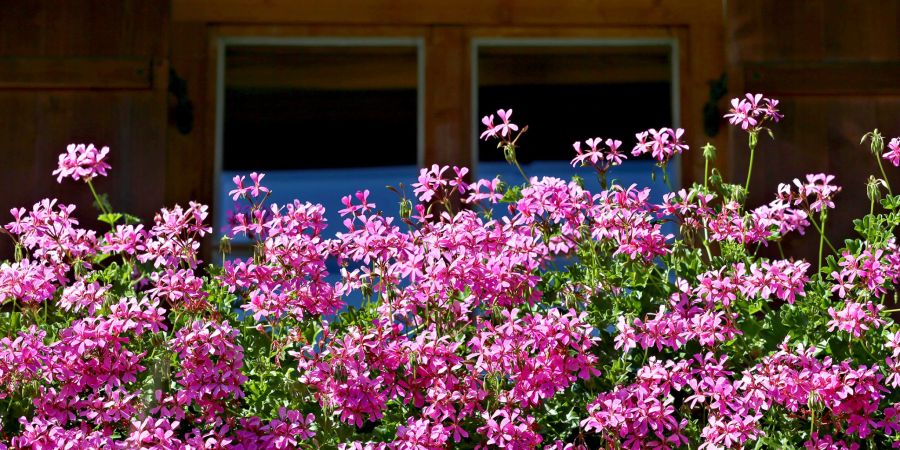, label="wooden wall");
[0,1,169,256]
[727,1,900,258]
[1,0,729,259]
